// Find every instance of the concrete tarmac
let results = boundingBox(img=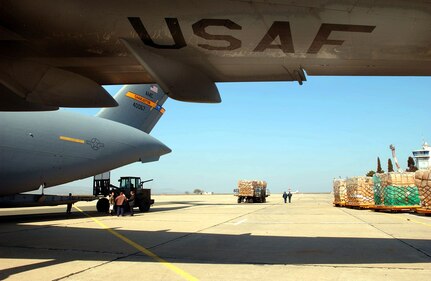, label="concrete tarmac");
[0,193,430,280]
